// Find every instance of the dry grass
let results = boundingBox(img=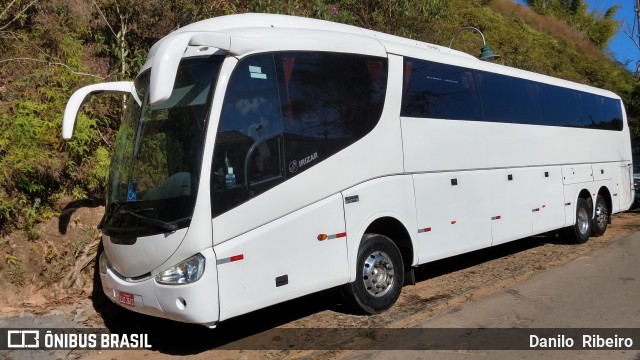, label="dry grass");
[490,0,604,60]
